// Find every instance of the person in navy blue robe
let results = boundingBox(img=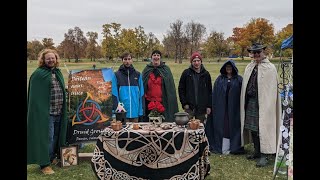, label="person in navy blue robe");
[206,60,244,154]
